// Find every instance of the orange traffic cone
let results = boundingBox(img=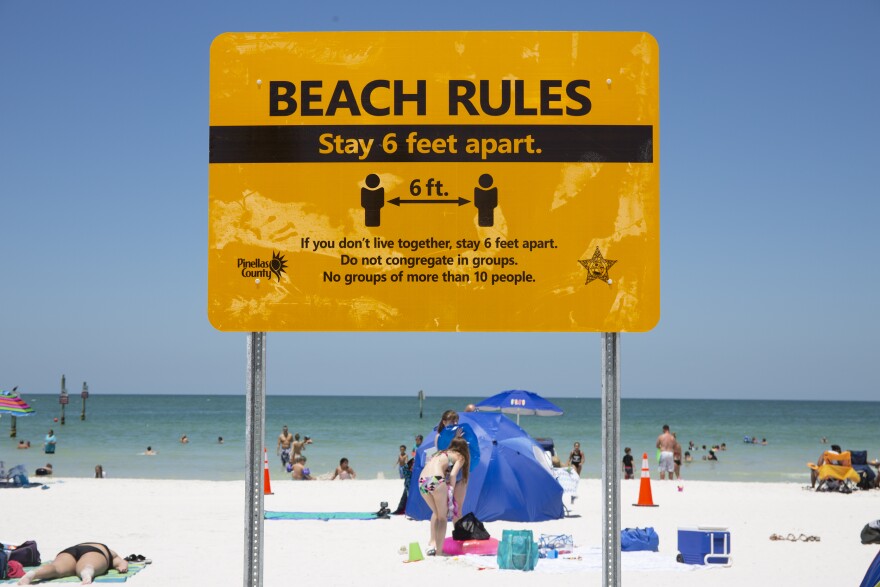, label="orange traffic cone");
[633,452,658,507]
[263,447,273,495]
